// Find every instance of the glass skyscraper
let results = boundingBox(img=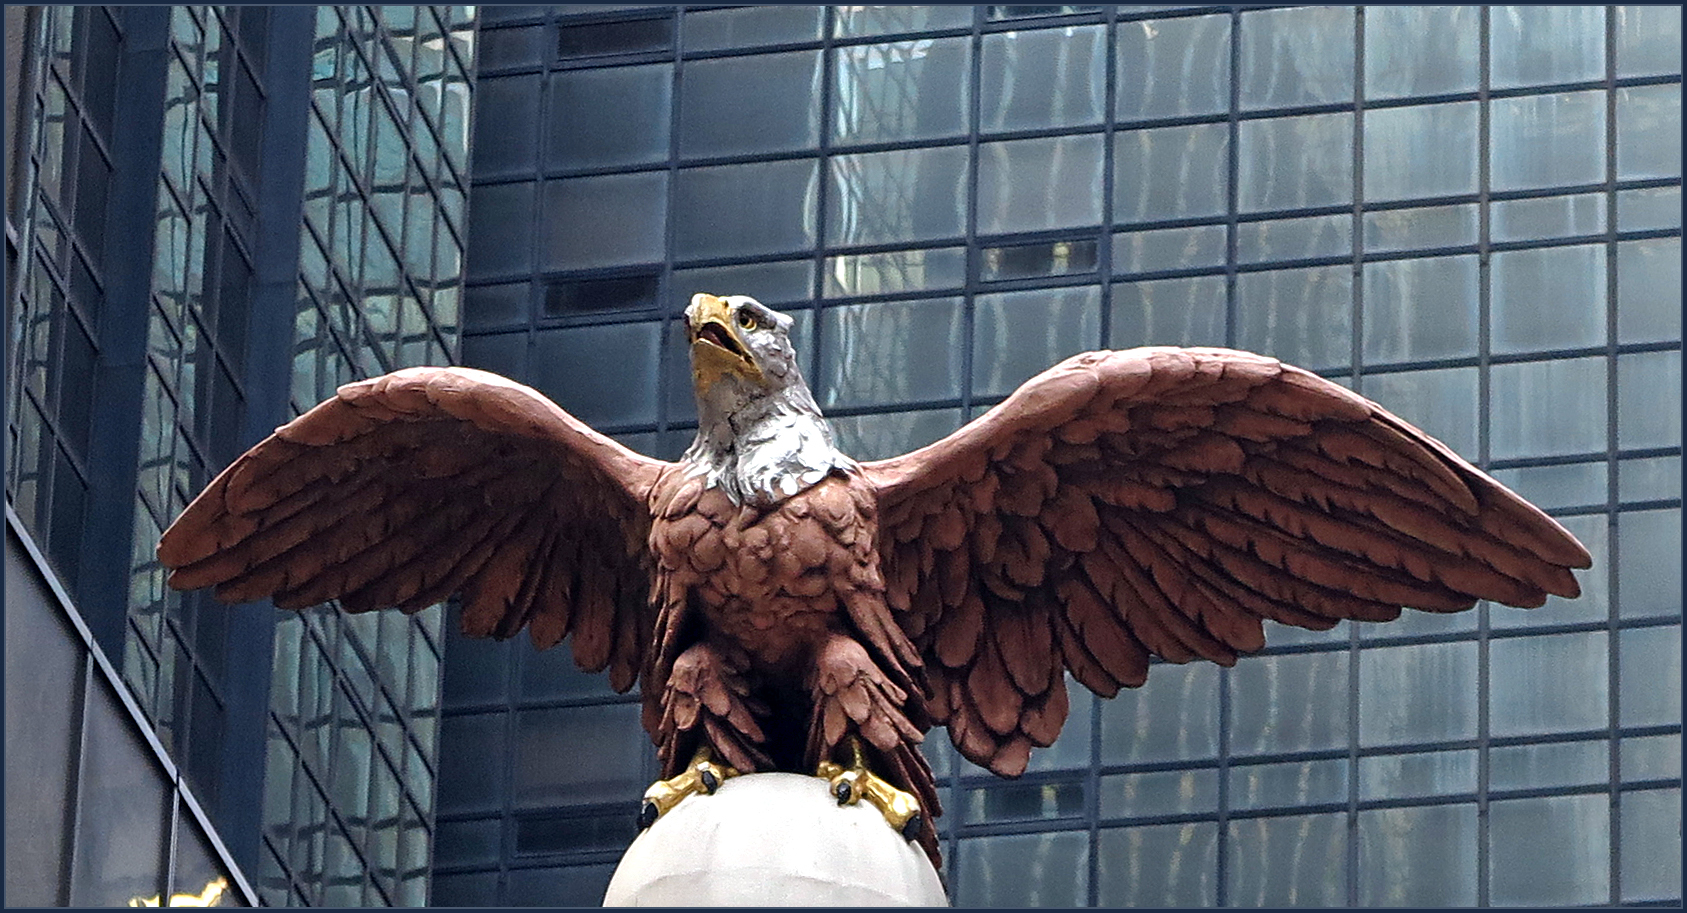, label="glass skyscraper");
[6,5,474,906]
[443,5,1681,907]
